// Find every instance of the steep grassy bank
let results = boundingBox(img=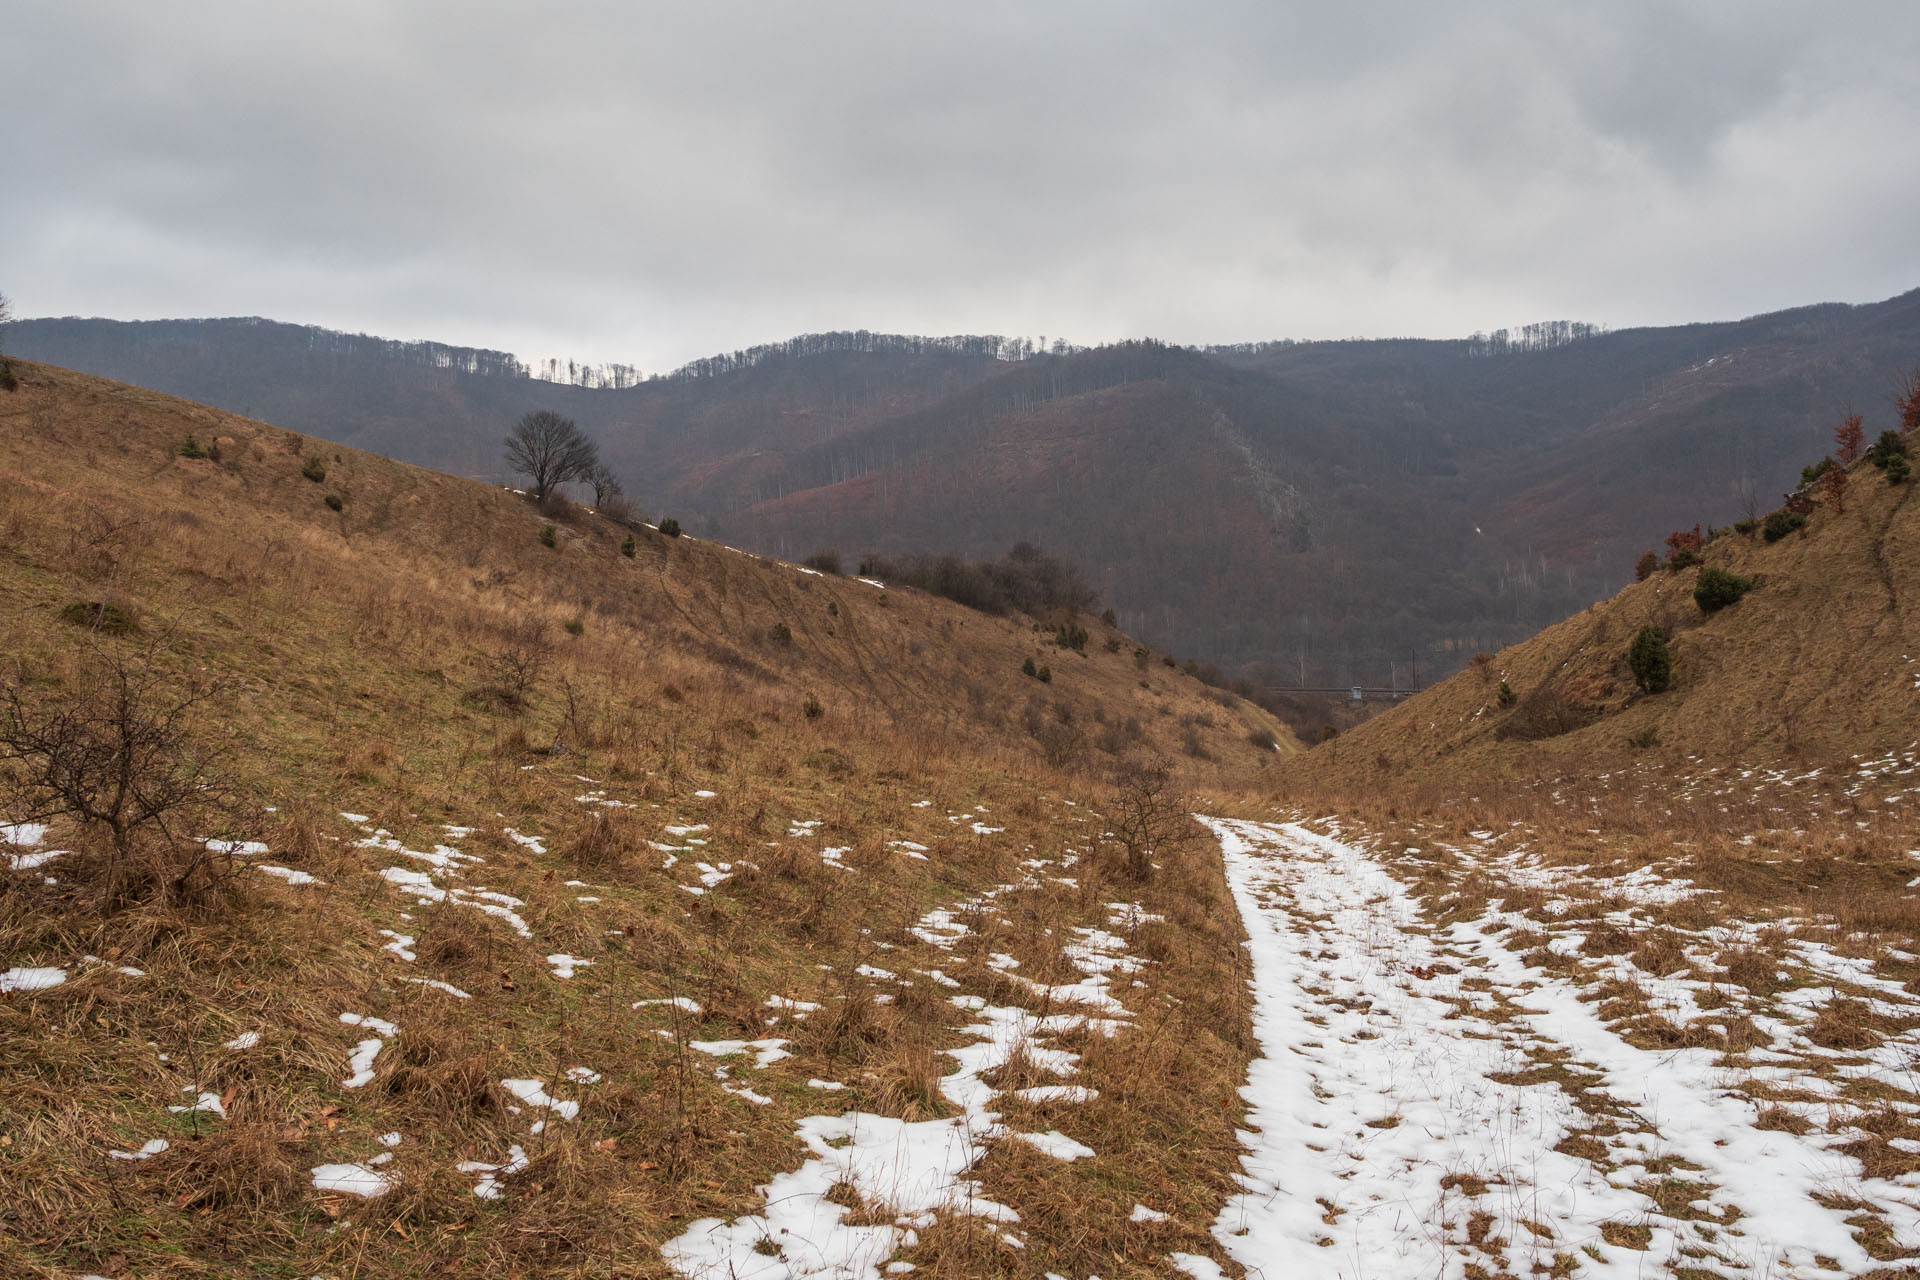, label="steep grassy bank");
[0,362,1281,1279]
